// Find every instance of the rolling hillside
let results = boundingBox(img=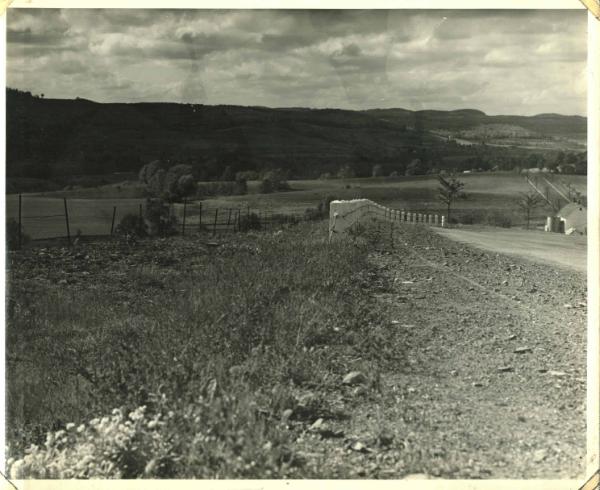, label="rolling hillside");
[6,89,586,187]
